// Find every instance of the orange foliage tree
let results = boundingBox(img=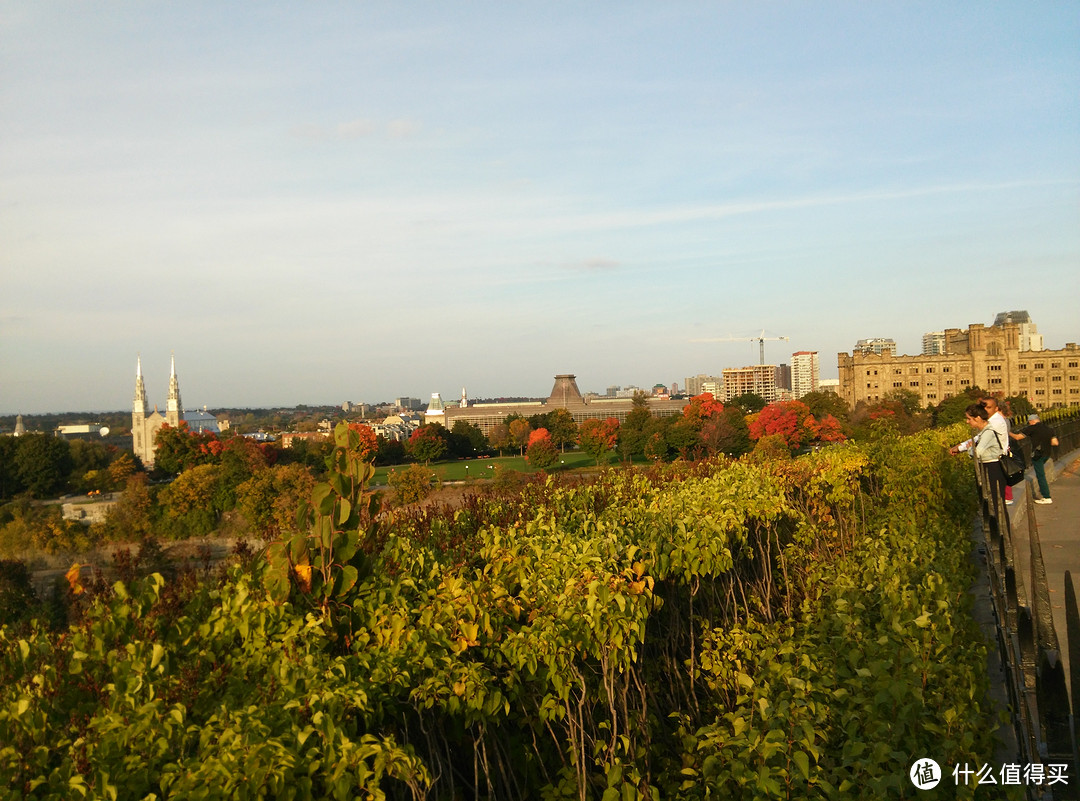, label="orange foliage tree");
[578,417,620,466]
[748,400,846,452]
[526,428,559,470]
